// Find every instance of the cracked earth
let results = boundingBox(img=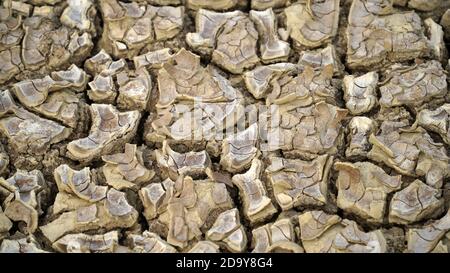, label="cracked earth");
[1,0,450,253]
